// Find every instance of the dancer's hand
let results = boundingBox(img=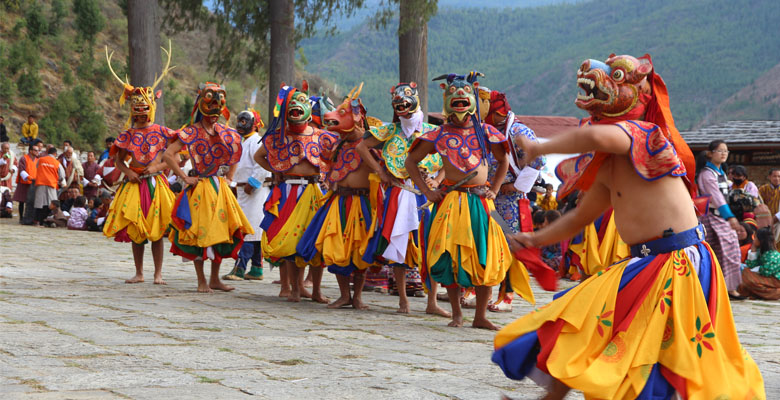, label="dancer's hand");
[183,176,199,187]
[485,189,497,200]
[728,217,740,231]
[508,232,534,253]
[126,170,141,184]
[424,188,444,204]
[424,176,440,189]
